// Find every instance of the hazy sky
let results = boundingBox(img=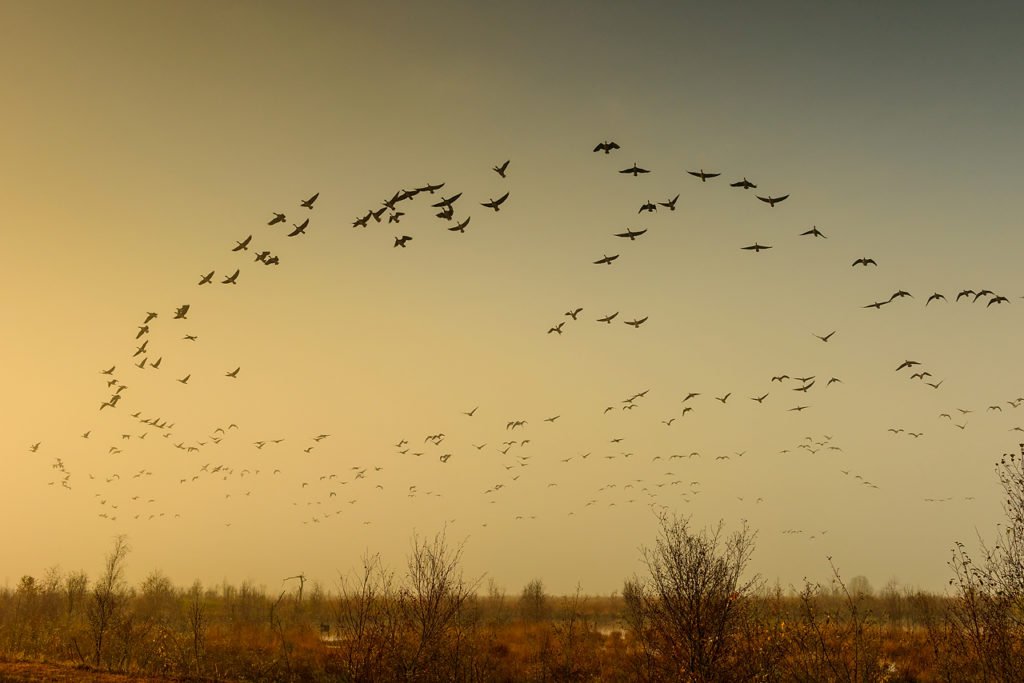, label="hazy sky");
[3,1,1024,596]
